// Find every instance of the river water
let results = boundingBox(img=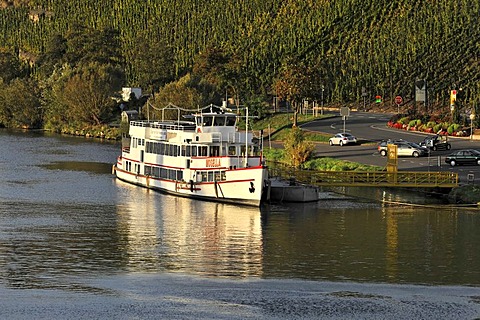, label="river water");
[1,130,480,319]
